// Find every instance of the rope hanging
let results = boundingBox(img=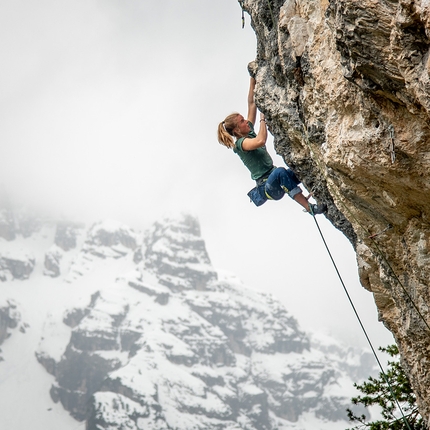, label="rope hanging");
[310,214,413,430]
[238,0,275,29]
[266,0,276,29]
[288,120,424,427]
